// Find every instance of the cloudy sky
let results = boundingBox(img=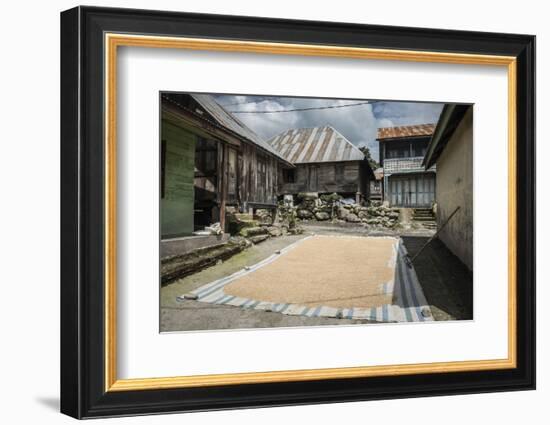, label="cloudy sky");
[213,94,444,161]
